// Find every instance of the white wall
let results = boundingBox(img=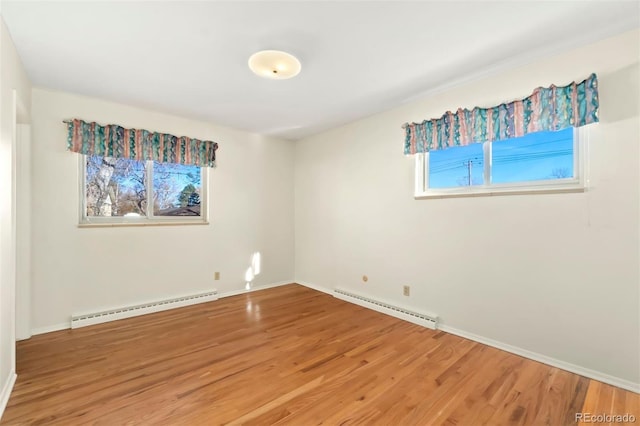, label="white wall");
[0,16,31,416]
[30,89,295,331]
[295,30,640,389]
